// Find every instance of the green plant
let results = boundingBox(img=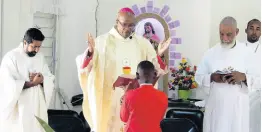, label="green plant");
[35,116,55,132]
